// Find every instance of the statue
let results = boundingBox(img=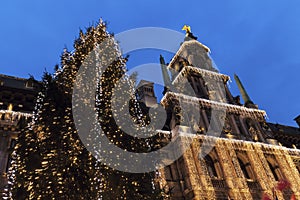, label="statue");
[182,25,198,40]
